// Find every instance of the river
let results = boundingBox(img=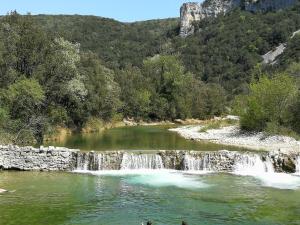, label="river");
[1,125,300,225]
[44,125,248,151]
[0,171,300,225]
